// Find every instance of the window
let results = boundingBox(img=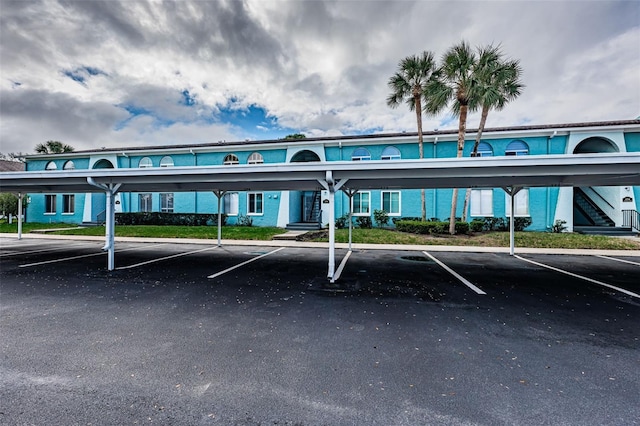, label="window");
[224,192,239,216]
[247,152,264,165]
[45,194,56,214]
[476,142,493,157]
[381,191,401,215]
[351,147,371,161]
[63,160,75,170]
[160,156,174,167]
[352,191,371,215]
[139,193,152,212]
[45,161,57,171]
[223,154,239,165]
[381,146,401,160]
[247,193,263,215]
[160,193,174,213]
[62,194,75,214]
[470,189,493,216]
[139,157,153,168]
[505,189,530,217]
[505,140,529,156]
